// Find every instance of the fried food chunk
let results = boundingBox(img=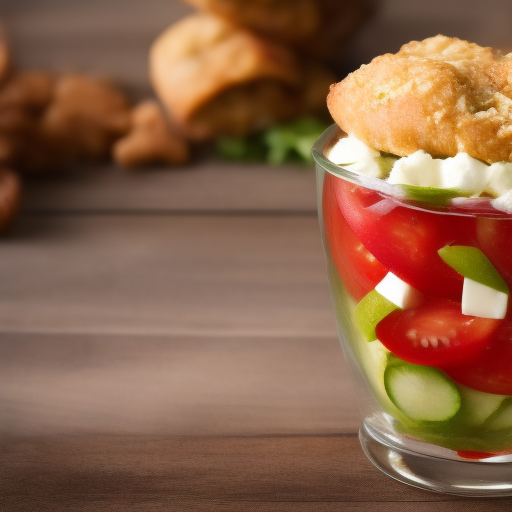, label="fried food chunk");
[113,100,190,167]
[150,13,334,140]
[182,0,320,43]
[0,167,21,234]
[0,72,132,173]
[0,71,55,111]
[180,0,375,64]
[150,13,302,140]
[0,23,10,85]
[0,71,59,172]
[328,35,512,164]
[41,73,131,161]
